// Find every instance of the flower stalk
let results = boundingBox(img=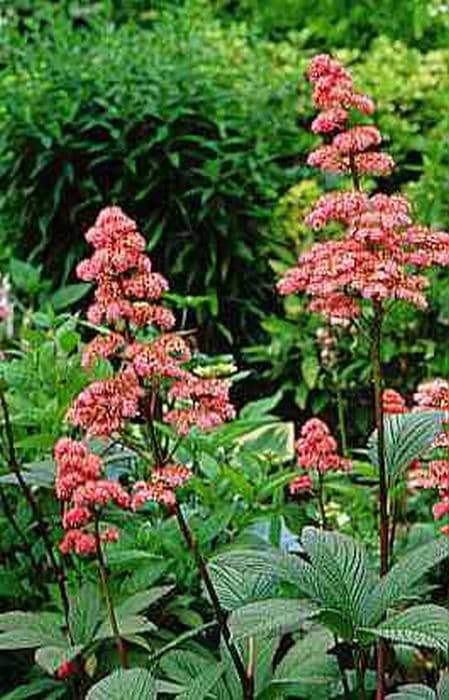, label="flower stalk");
[94,518,128,669]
